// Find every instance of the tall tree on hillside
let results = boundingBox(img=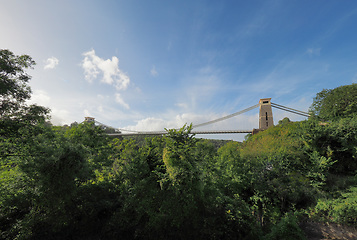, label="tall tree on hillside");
[309,84,357,121]
[0,49,49,134]
[1,49,50,159]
